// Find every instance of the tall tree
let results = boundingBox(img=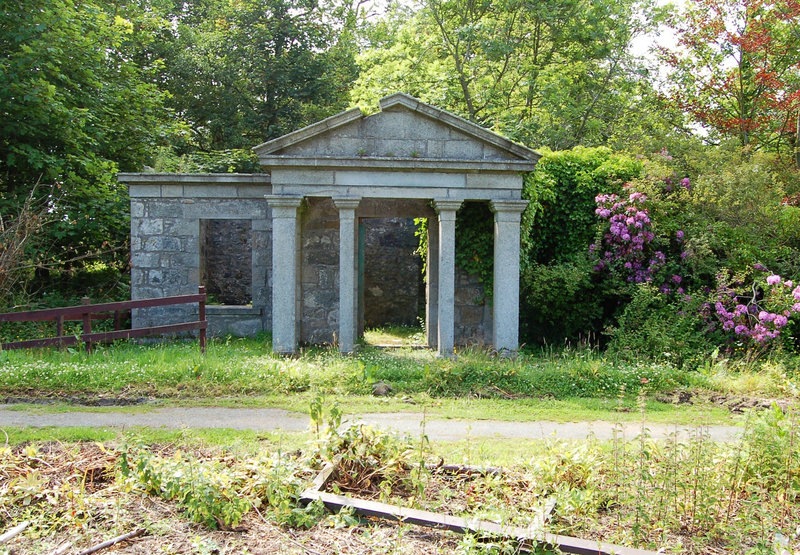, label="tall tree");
[351,0,665,149]
[660,0,800,151]
[0,0,173,266]
[117,0,359,151]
